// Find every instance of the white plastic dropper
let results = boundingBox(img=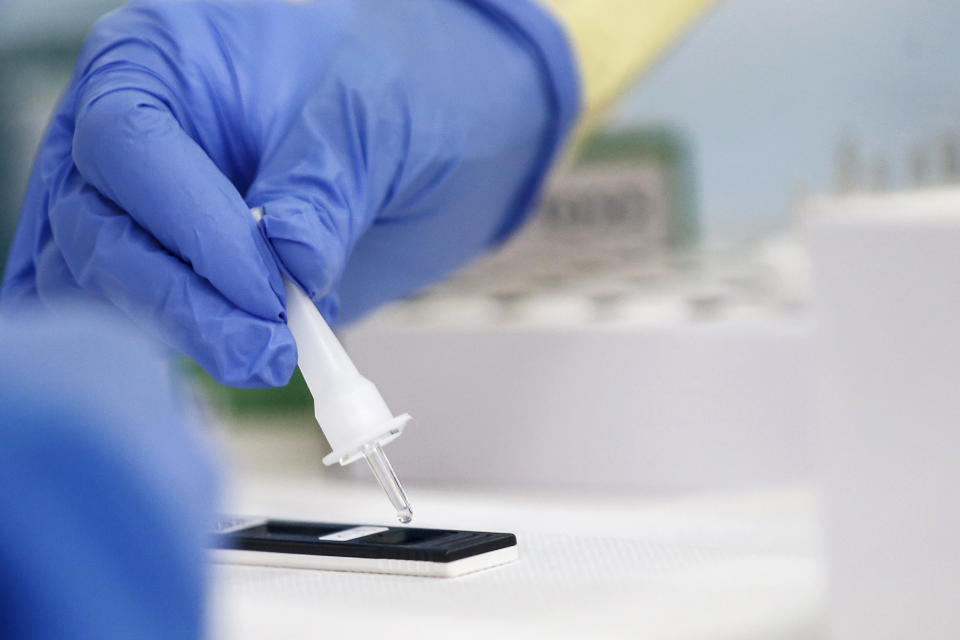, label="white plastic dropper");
[250,208,413,523]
